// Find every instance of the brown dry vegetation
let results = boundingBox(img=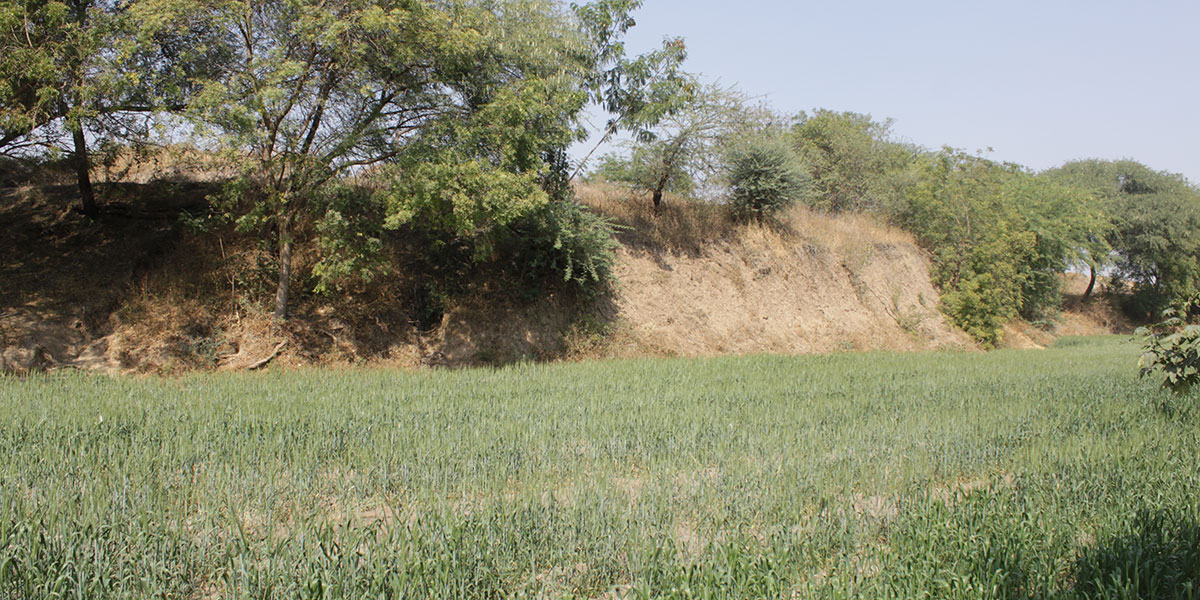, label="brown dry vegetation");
[0,173,1133,374]
[0,180,212,372]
